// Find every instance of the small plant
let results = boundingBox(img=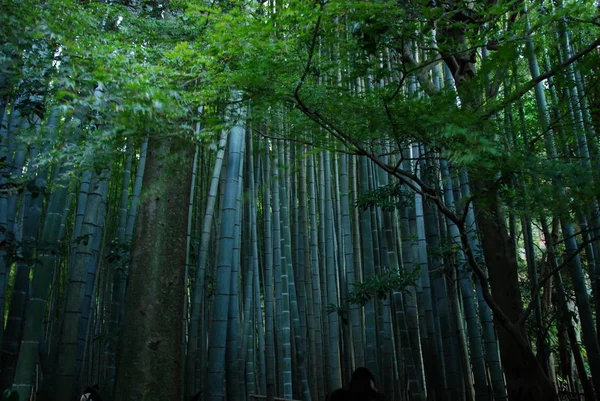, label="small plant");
[328,267,419,323]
